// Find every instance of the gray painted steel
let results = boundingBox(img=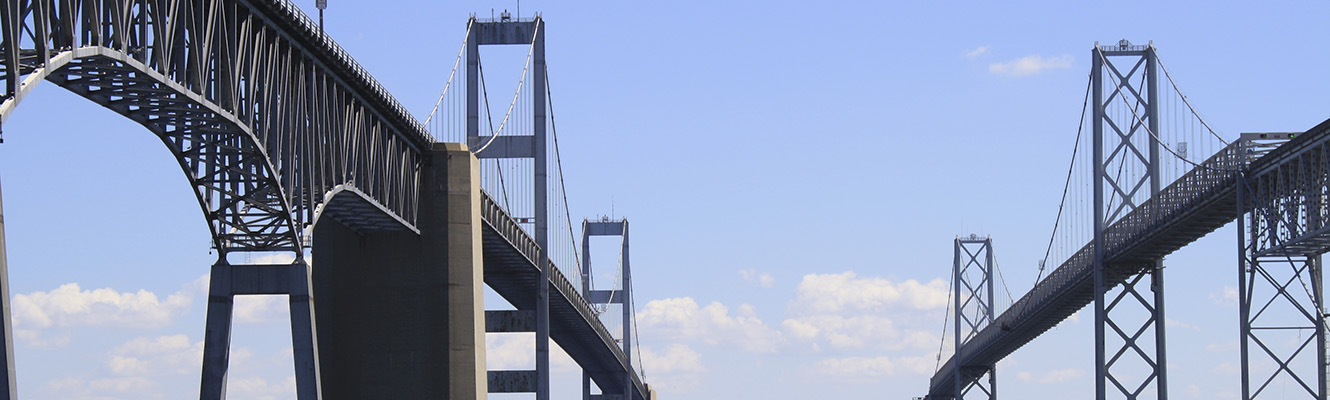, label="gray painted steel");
[1238,121,1330,399]
[1091,42,1168,400]
[200,261,321,400]
[0,0,428,255]
[930,117,1330,398]
[953,237,997,400]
